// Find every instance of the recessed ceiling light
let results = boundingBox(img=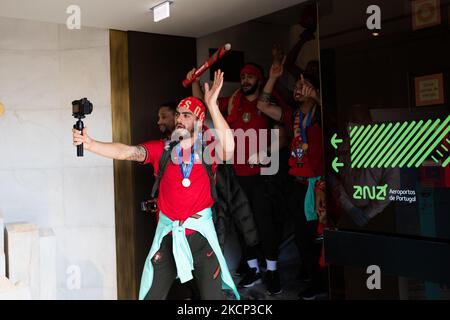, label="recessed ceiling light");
[151,1,173,22]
